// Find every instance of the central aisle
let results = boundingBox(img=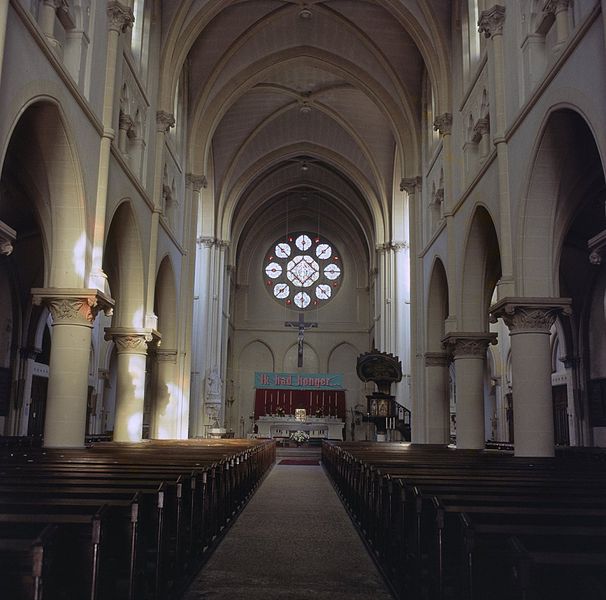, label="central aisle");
[183,449,395,599]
